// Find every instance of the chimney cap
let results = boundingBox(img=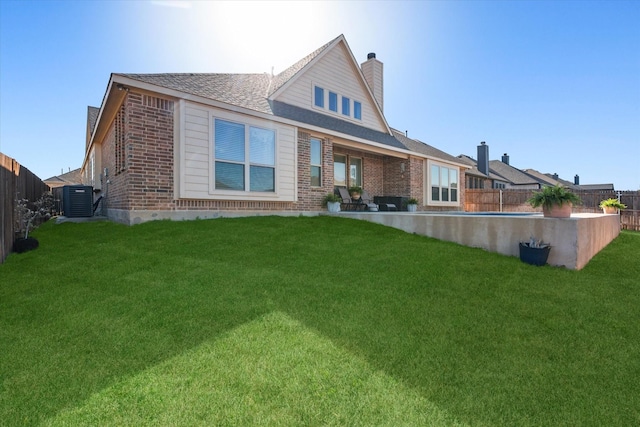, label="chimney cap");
[480,141,486,145]
[367,52,376,60]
